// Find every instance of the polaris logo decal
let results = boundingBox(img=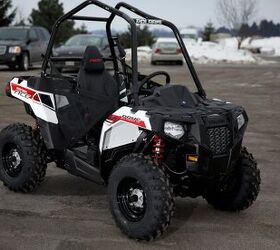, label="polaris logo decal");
[107,114,146,128]
[122,115,141,122]
[135,18,162,25]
